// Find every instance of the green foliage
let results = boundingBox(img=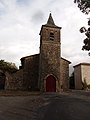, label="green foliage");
[0,60,18,73]
[80,21,90,55]
[74,0,90,55]
[69,72,75,89]
[74,0,90,14]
